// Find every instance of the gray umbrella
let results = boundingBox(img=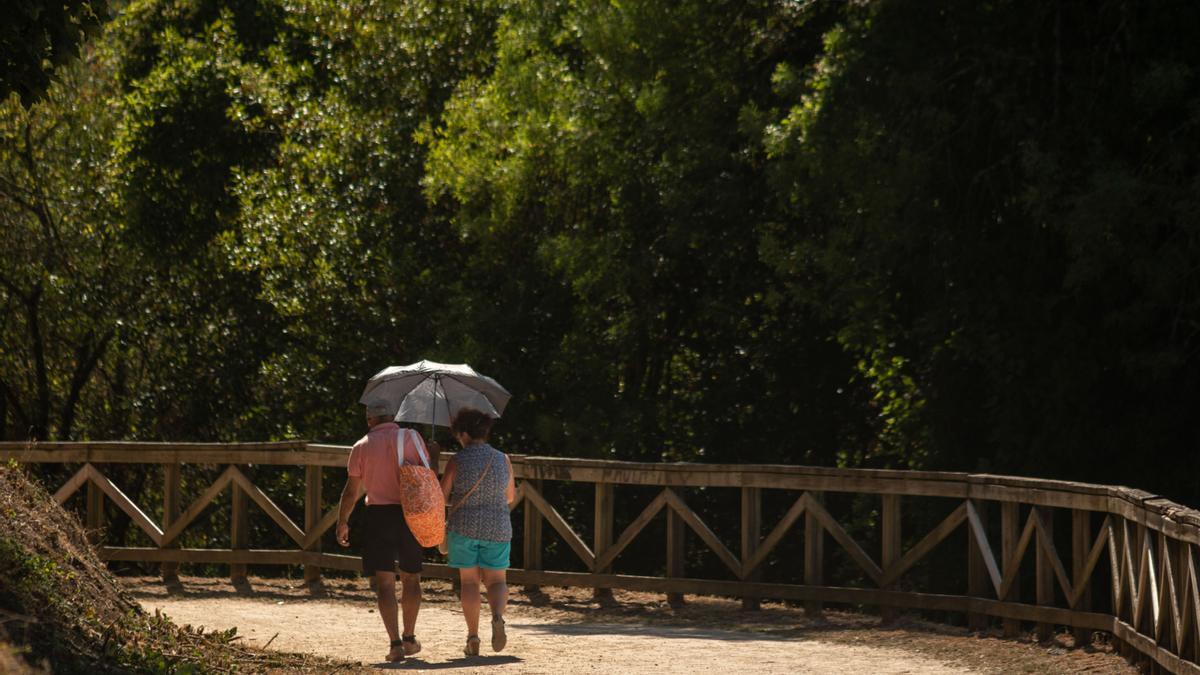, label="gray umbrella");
[359,360,511,428]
